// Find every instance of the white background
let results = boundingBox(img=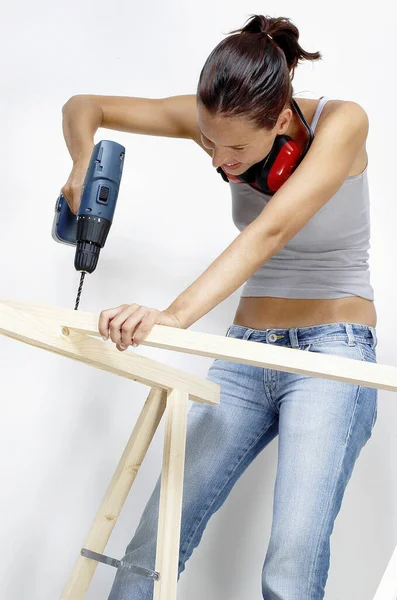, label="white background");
[1,1,396,599]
